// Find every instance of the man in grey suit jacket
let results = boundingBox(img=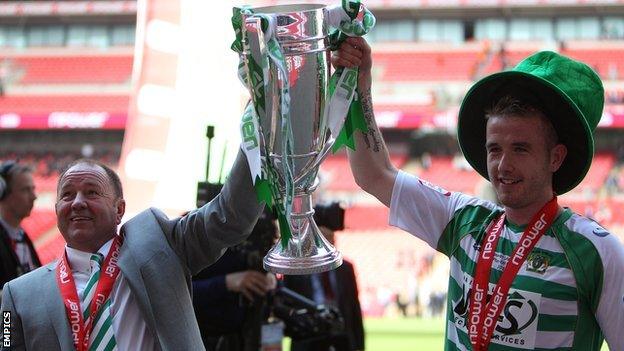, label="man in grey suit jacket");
[1,151,263,350]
